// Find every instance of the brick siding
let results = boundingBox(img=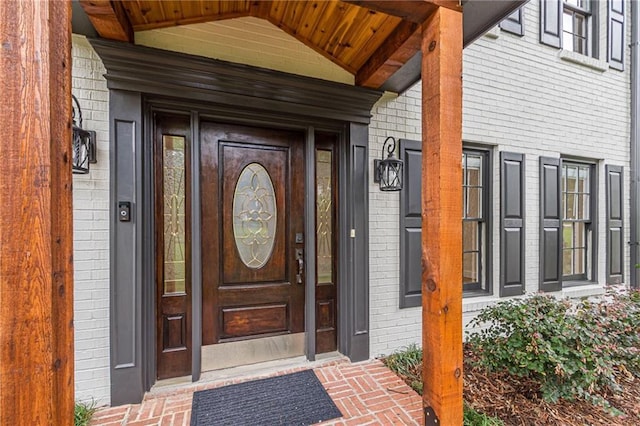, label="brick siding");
[72,34,111,405]
[369,0,631,357]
